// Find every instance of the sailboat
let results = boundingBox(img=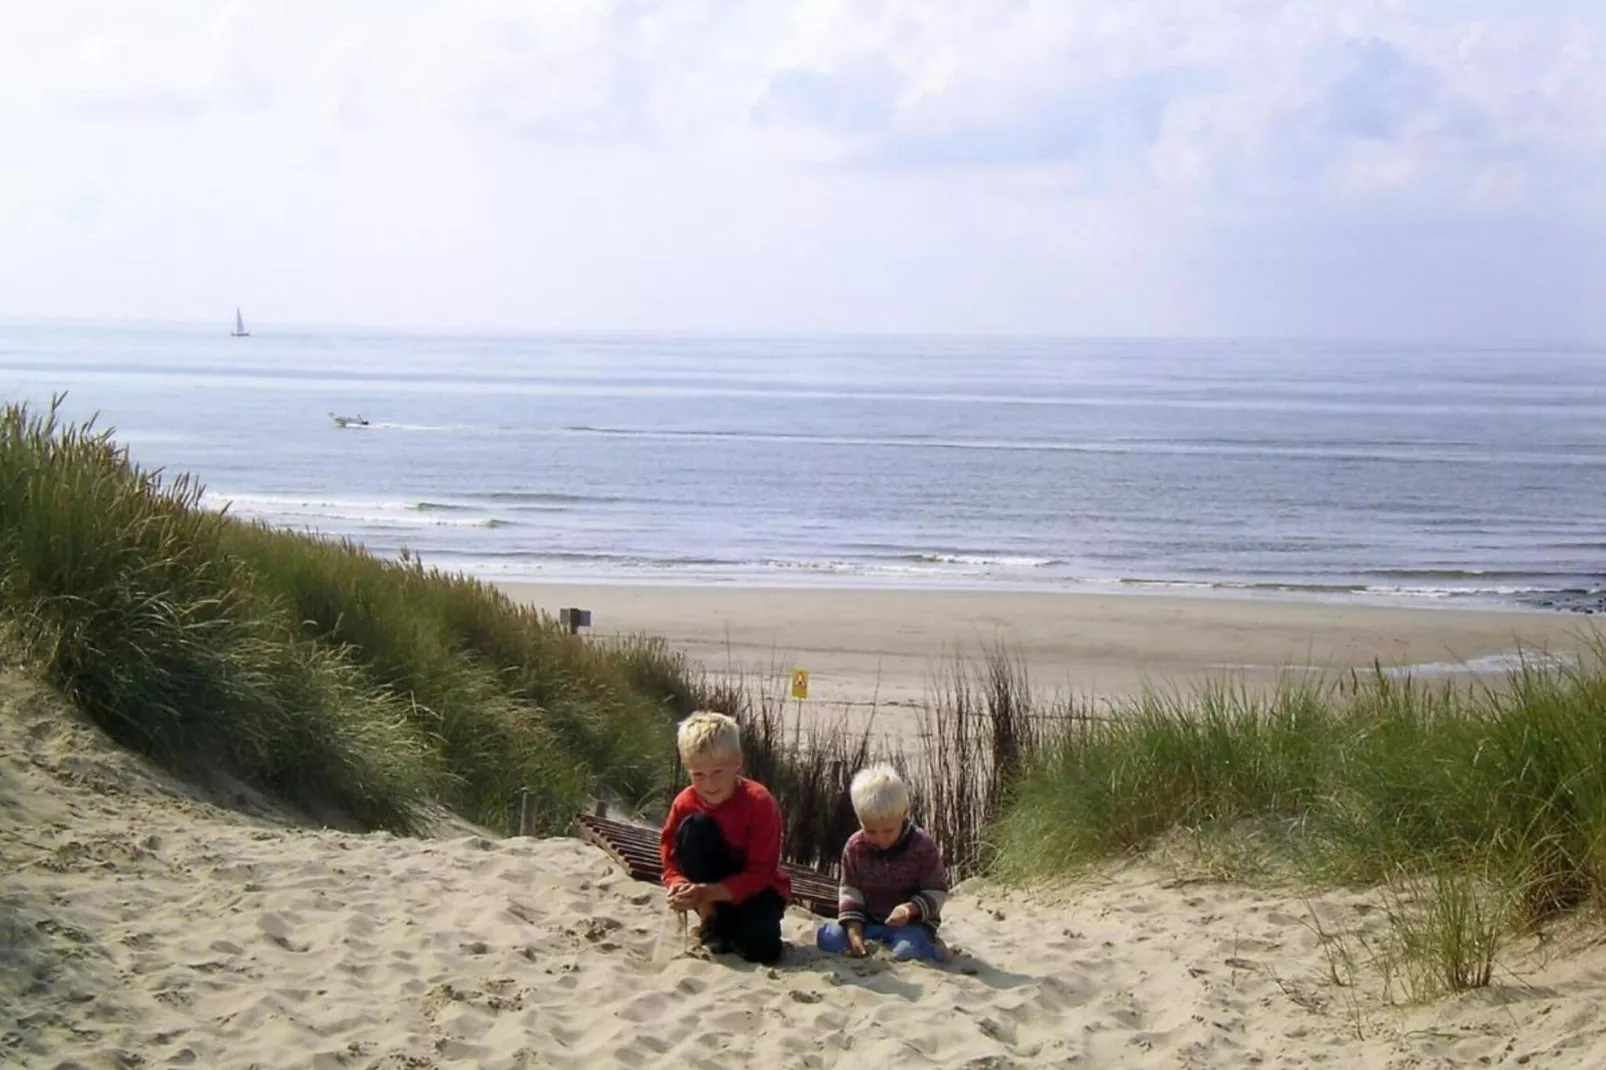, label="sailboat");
[230,308,250,337]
